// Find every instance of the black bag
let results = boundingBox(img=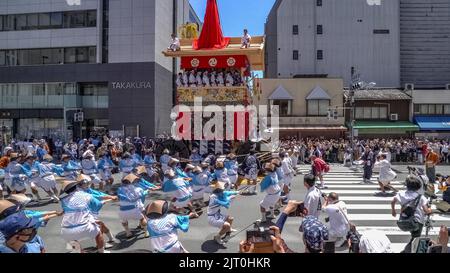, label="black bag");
[397,195,422,232]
